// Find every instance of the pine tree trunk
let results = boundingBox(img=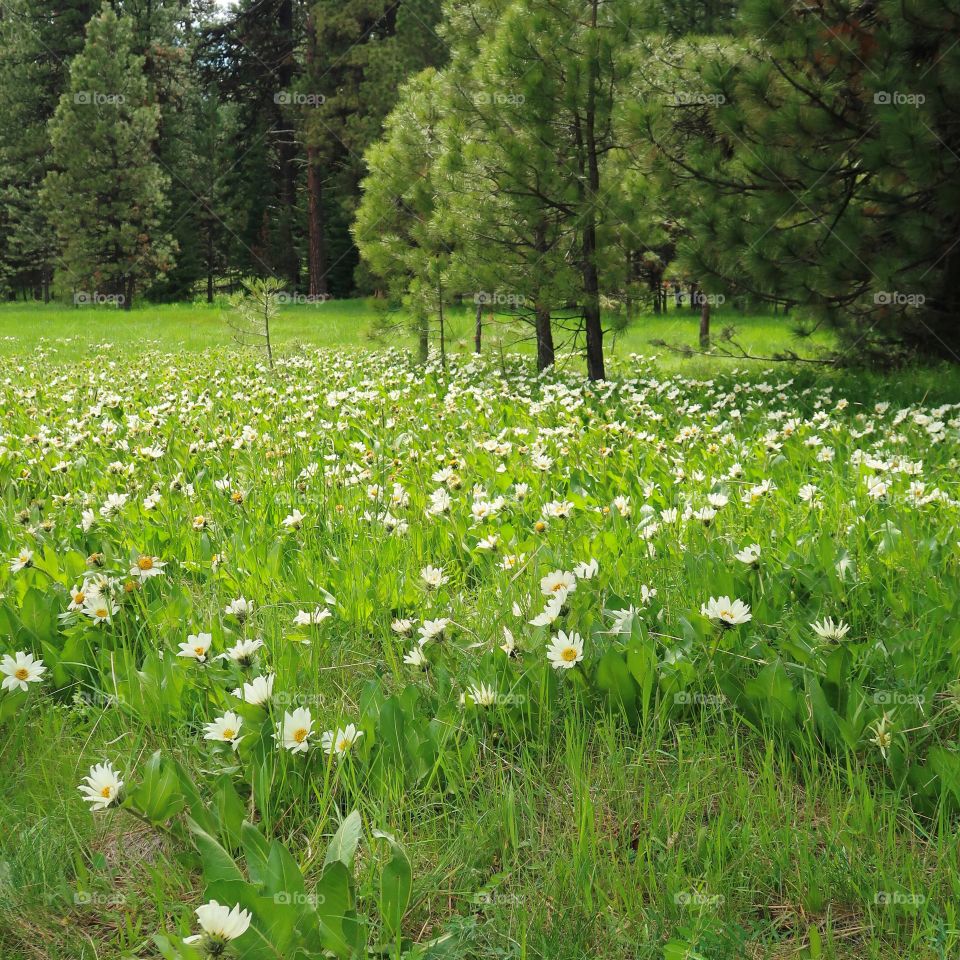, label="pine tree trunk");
[304,15,328,300]
[535,303,555,370]
[306,149,328,298]
[474,303,482,353]
[418,313,428,363]
[700,297,711,348]
[275,0,299,289]
[582,0,604,381]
